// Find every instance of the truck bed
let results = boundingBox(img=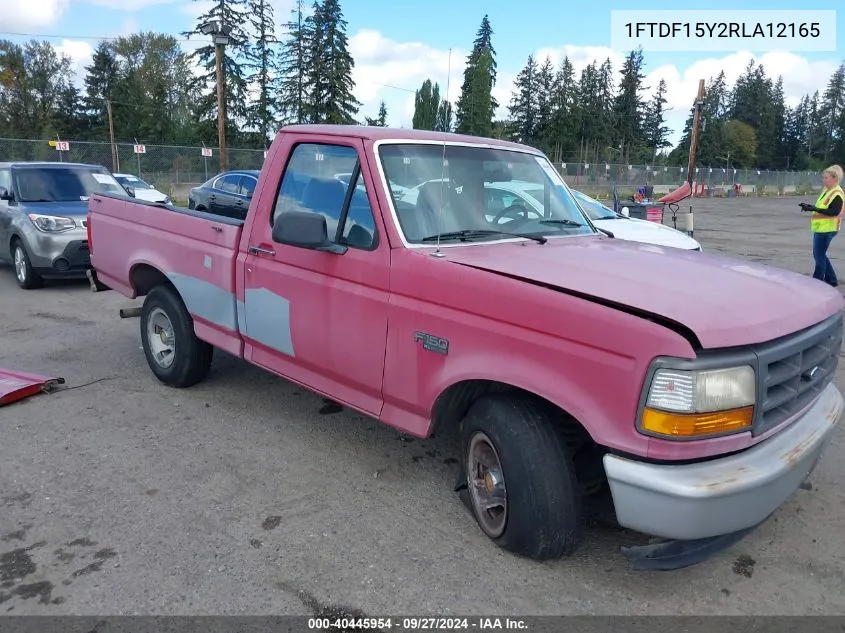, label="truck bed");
[87,193,246,357]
